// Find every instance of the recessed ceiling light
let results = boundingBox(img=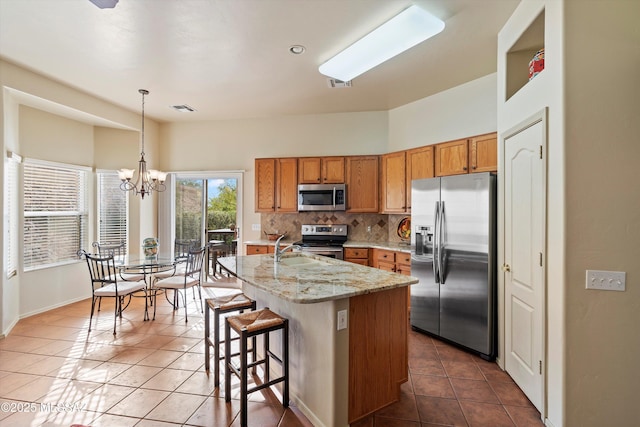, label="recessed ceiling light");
[289,45,306,55]
[171,105,195,113]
